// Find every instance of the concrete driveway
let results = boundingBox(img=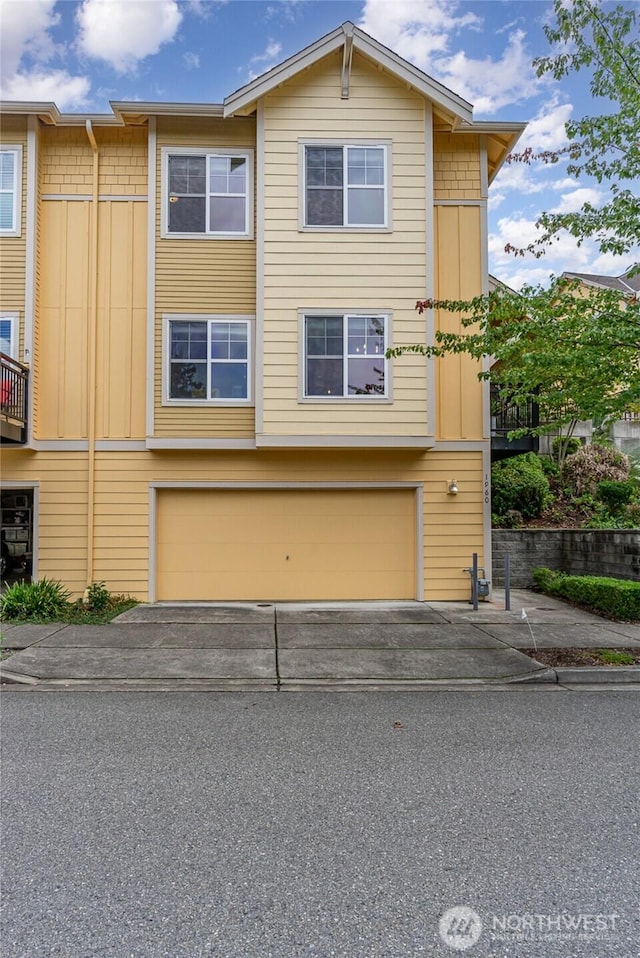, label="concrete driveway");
[2,590,639,689]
